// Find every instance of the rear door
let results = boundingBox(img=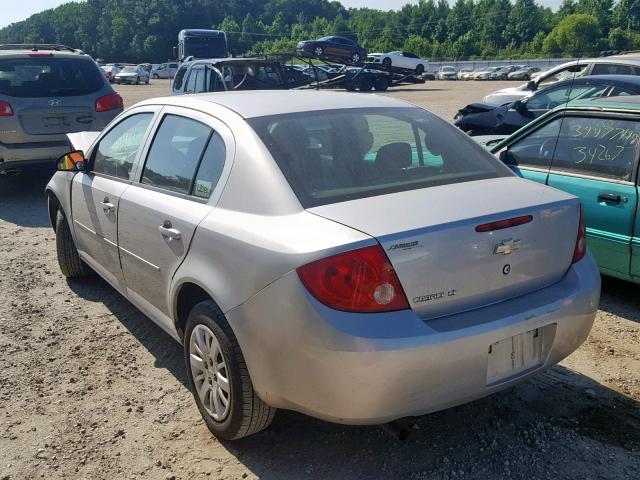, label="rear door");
[71,108,159,289]
[546,113,640,278]
[117,107,233,325]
